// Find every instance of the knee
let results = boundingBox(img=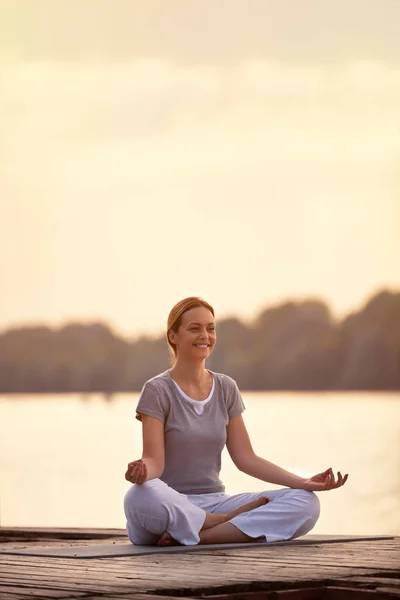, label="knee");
[298,490,320,524]
[124,480,171,543]
[124,479,165,518]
